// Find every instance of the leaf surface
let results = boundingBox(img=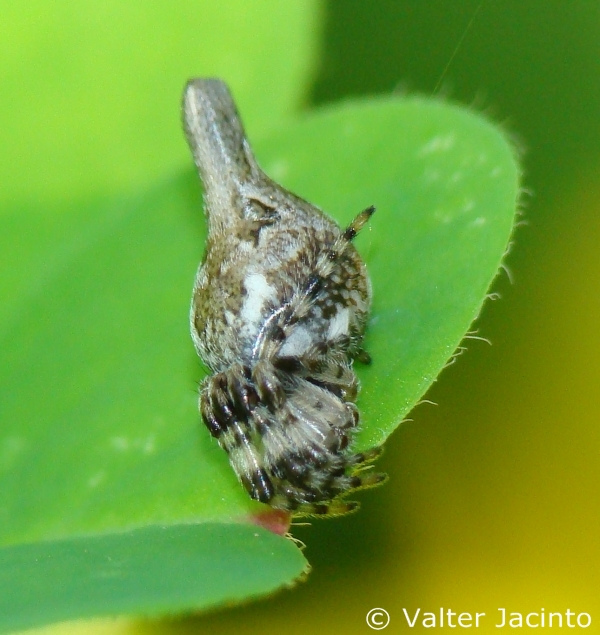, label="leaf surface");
[0,523,307,634]
[0,97,518,630]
